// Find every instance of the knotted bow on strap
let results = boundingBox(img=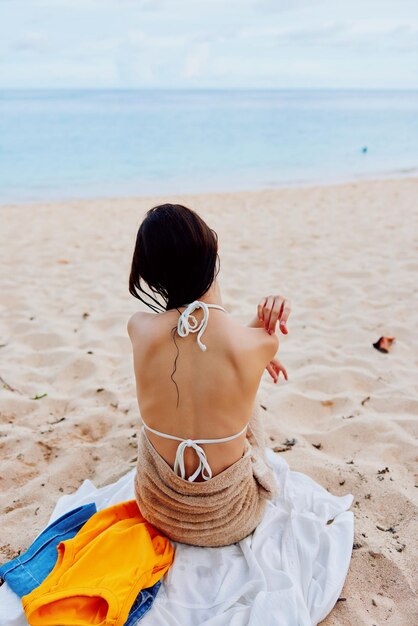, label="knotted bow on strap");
[177,300,211,351]
[174,439,213,482]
